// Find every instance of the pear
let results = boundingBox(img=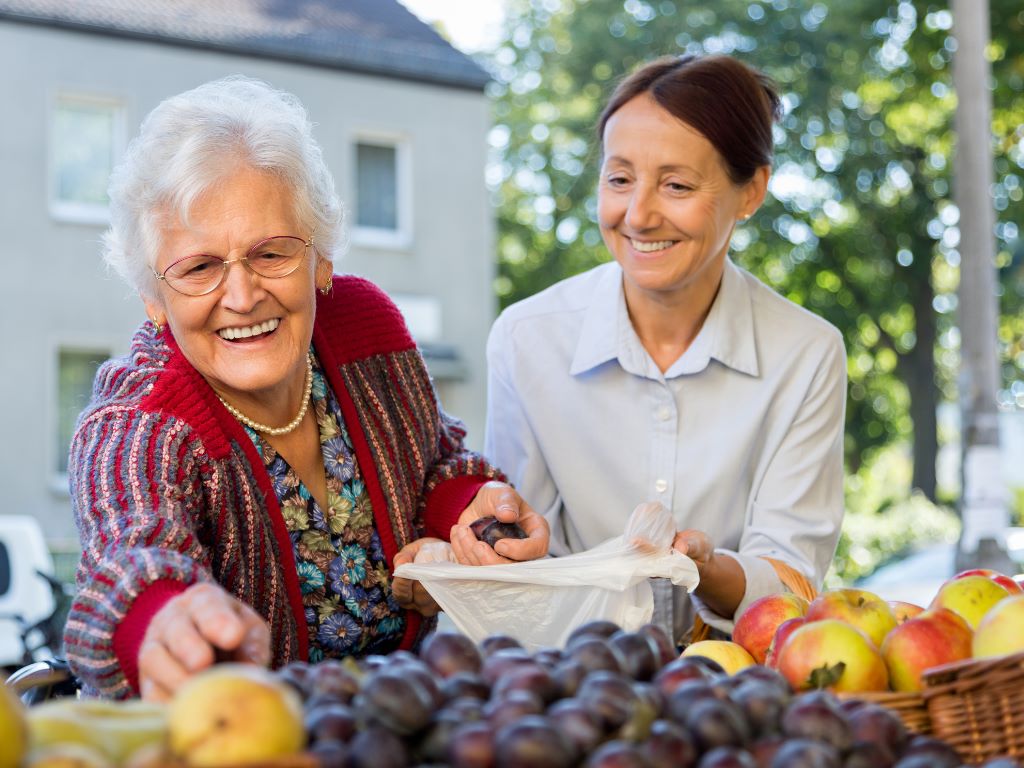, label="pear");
[28,698,166,765]
[0,684,27,768]
[167,663,305,767]
[23,743,112,768]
